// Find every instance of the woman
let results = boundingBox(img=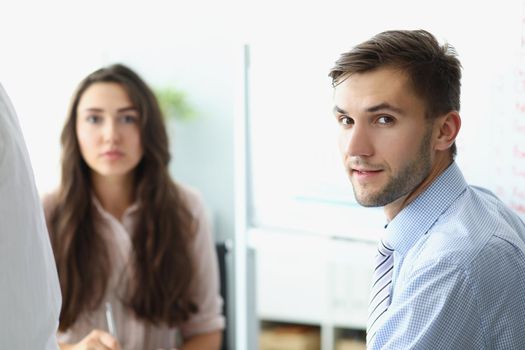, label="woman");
[43,64,224,350]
